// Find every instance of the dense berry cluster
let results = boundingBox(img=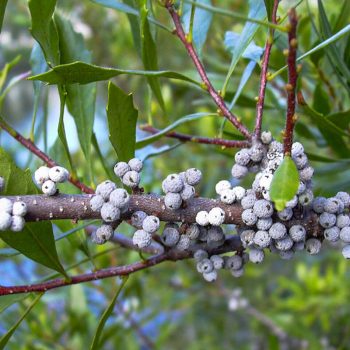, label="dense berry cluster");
[162,168,202,210]
[114,158,142,188]
[130,211,160,248]
[0,177,27,232]
[34,166,69,195]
